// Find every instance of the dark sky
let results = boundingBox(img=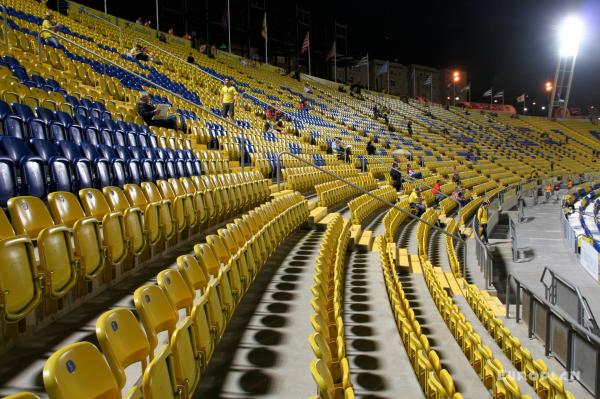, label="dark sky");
[77,0,599,108]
